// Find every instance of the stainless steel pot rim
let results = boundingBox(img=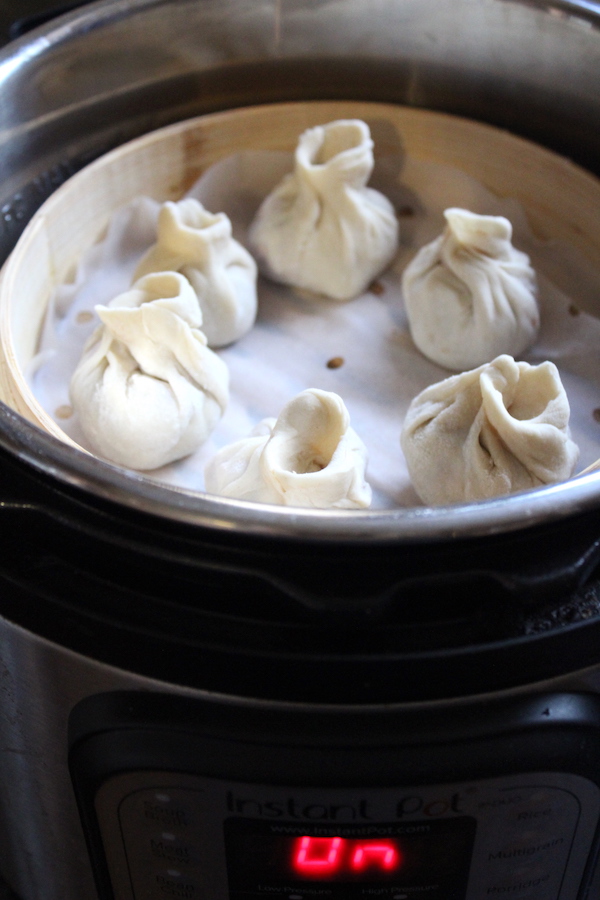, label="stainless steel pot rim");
[7,0,600,45]
[2,400,599,542]
[1,0,599,544]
